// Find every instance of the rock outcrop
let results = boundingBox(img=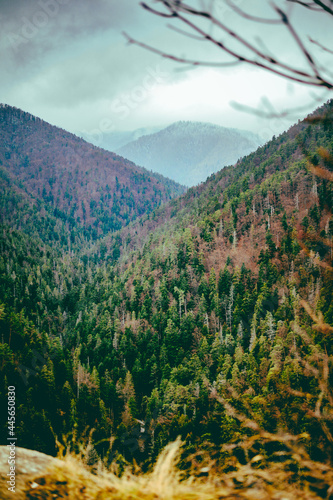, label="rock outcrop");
[0,446,63,499]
